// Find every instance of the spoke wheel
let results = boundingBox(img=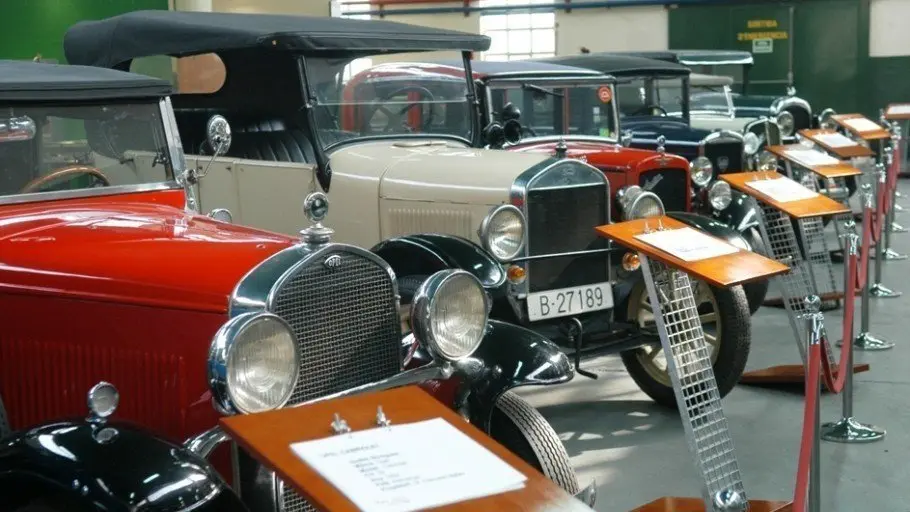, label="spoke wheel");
[620,279,751,408]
